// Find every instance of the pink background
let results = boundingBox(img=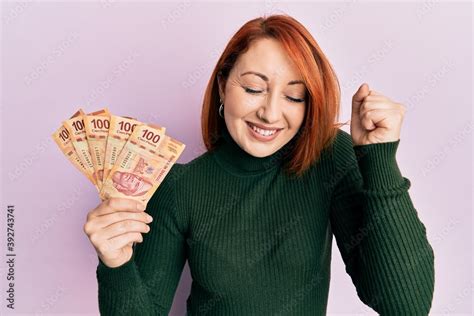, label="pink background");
[1,1,472,315]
